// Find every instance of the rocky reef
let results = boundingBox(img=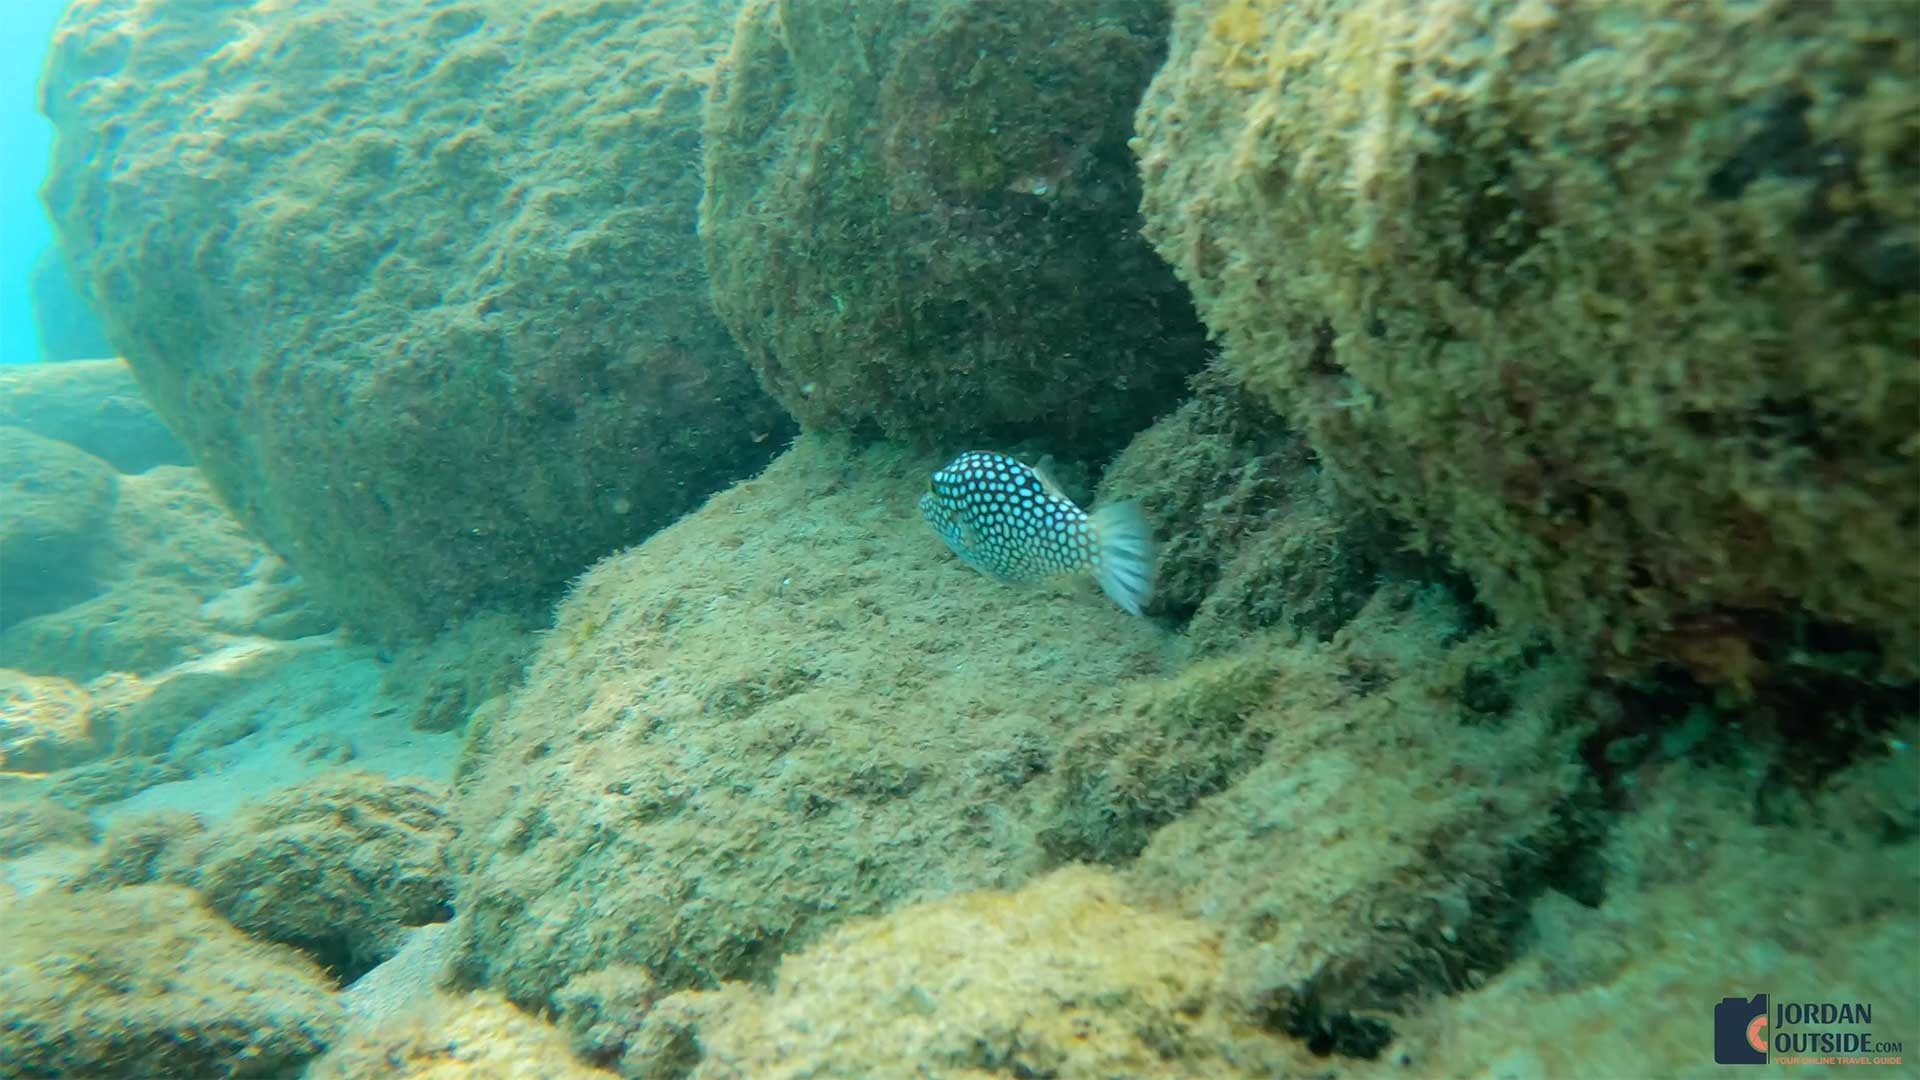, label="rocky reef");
[0,383,334,783]
[40,0,792,636]
[156,773,457,983]
[1134,0,1920,683]
[449,434,1619,1064]
[0,426,117,629]
[702,0,1206,450]
[452,435,1177,1008]
[0,885,344,1077]
[627,866,1301,1078]
[4,0,1912,1076]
